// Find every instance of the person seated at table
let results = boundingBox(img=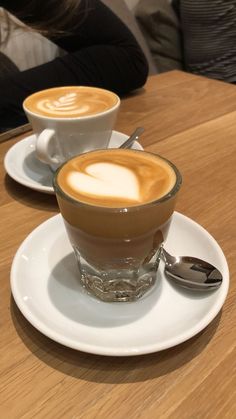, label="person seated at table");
[172,0,236,83]
[0,0,148,132]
